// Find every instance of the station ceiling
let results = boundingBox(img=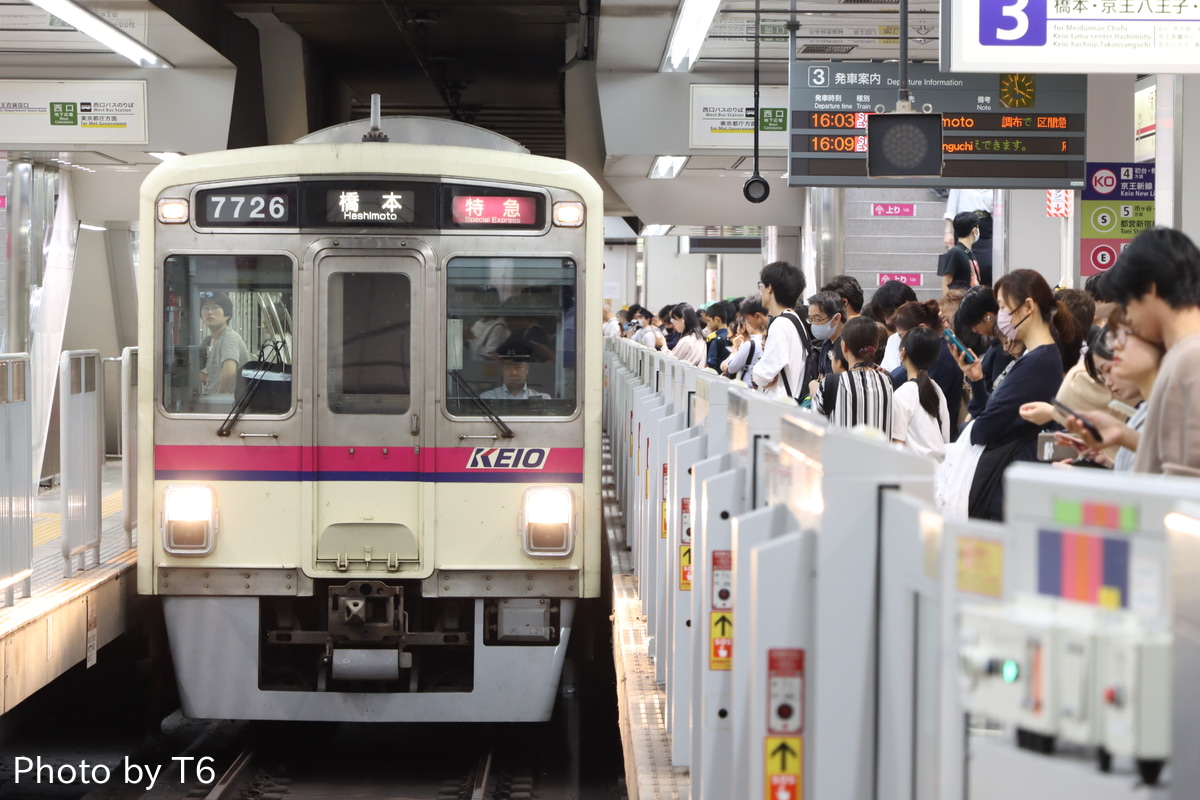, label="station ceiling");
[0,0,941,218]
